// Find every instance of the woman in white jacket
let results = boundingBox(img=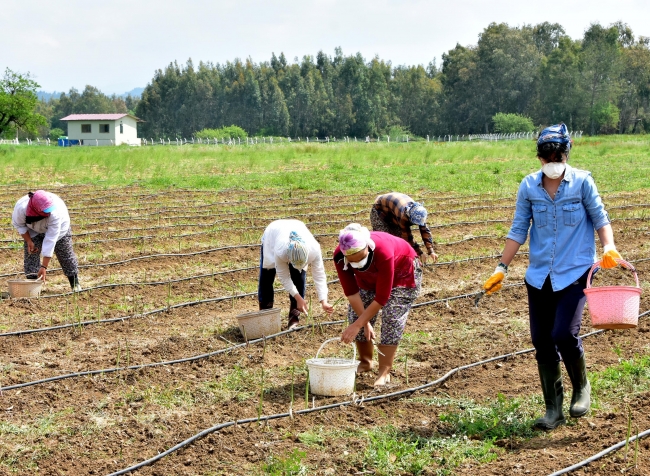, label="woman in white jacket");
[12,190,81,291]
[259,219,333,329]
